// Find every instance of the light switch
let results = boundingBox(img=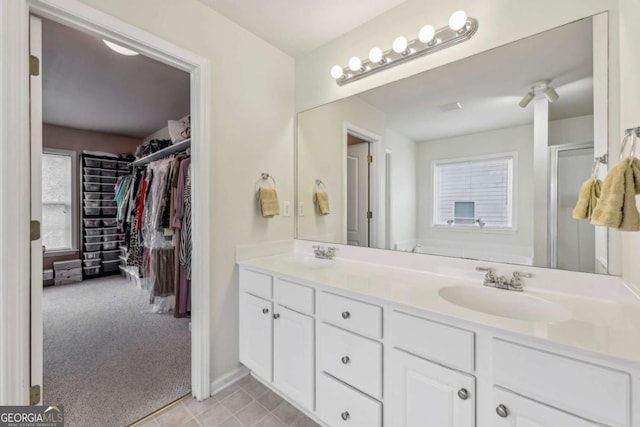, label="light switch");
[298,202,304,217]
[283,201,291,217]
